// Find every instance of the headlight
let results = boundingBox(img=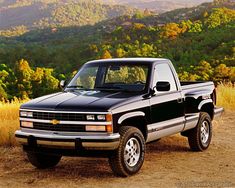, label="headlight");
[20,111,33,117]
[86,114,112,121]
[86,115,95,120]
[97,115,106,120]
[21,121,33,128]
